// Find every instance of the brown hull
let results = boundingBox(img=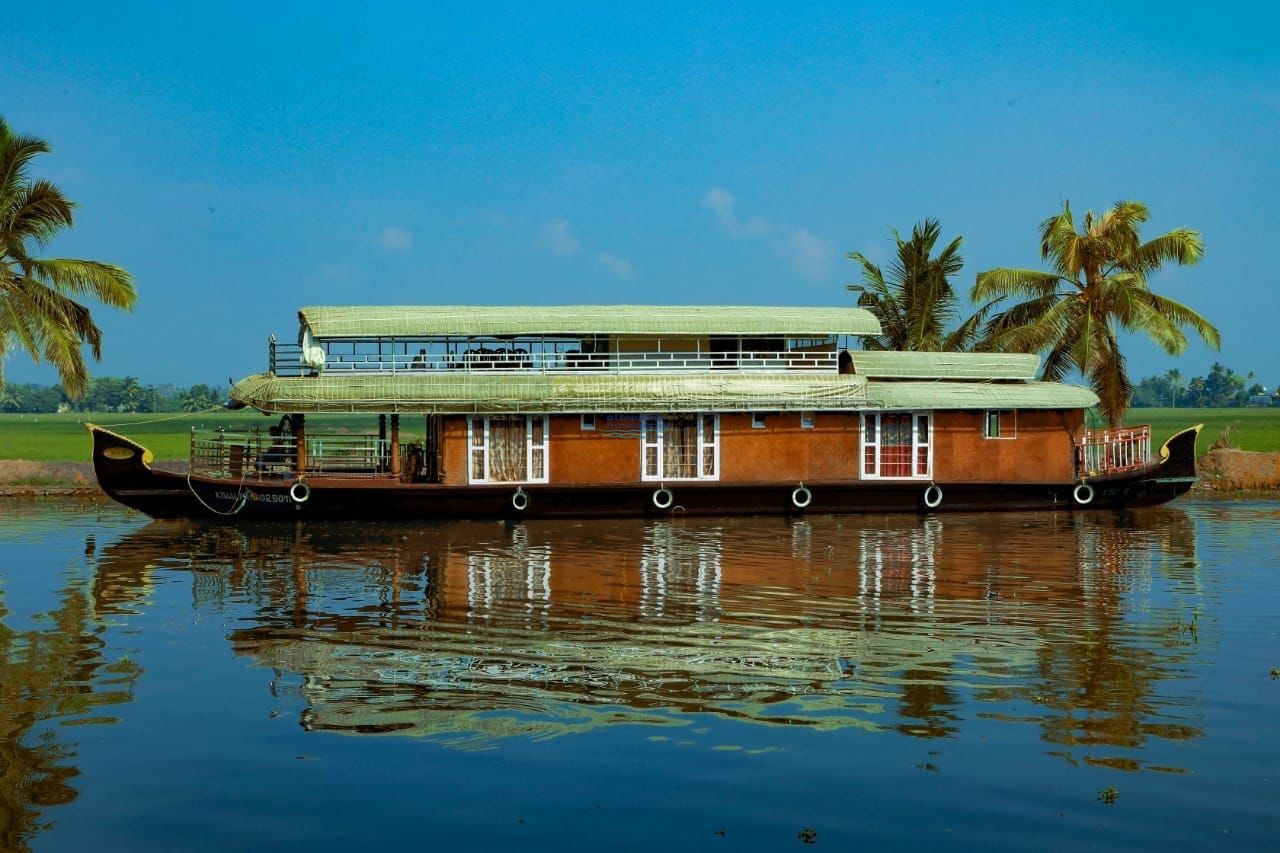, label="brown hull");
[87,423,1199,521]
